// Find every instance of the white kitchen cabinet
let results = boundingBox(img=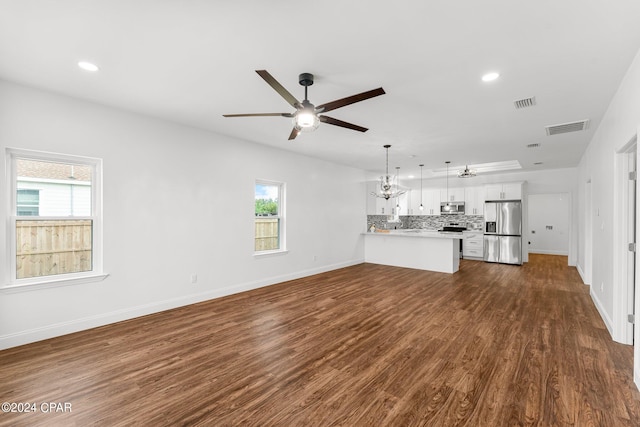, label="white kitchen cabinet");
[462,231,484,259]
[409,187,436,215]
[440,187,465,203]
[409,188,422,215]
[397,190,411,215]
[485,182,523,201]
[368,181,414,215]
[376,197,393,215]
[422,189,441,215]
[464,186,485,216]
